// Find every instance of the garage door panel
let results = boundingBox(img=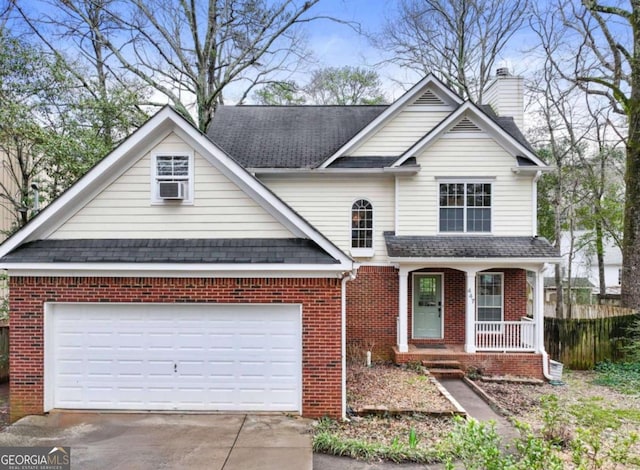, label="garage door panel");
[48,303,301,412]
